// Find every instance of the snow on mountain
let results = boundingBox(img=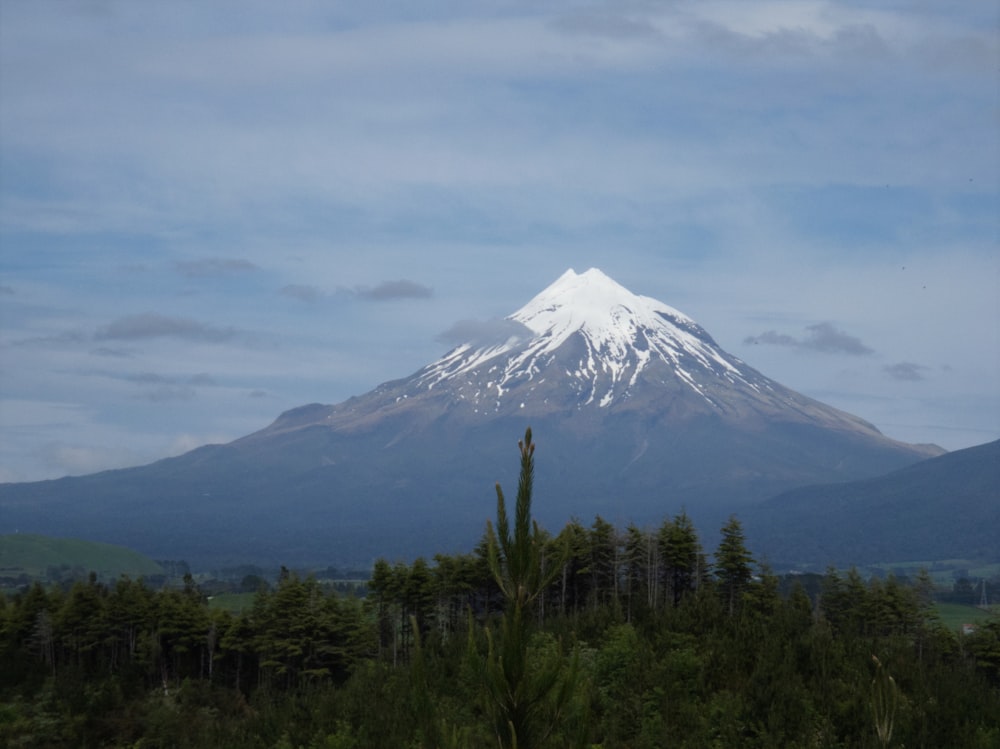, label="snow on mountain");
[416,267,758,410]
[261,267,904,443]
